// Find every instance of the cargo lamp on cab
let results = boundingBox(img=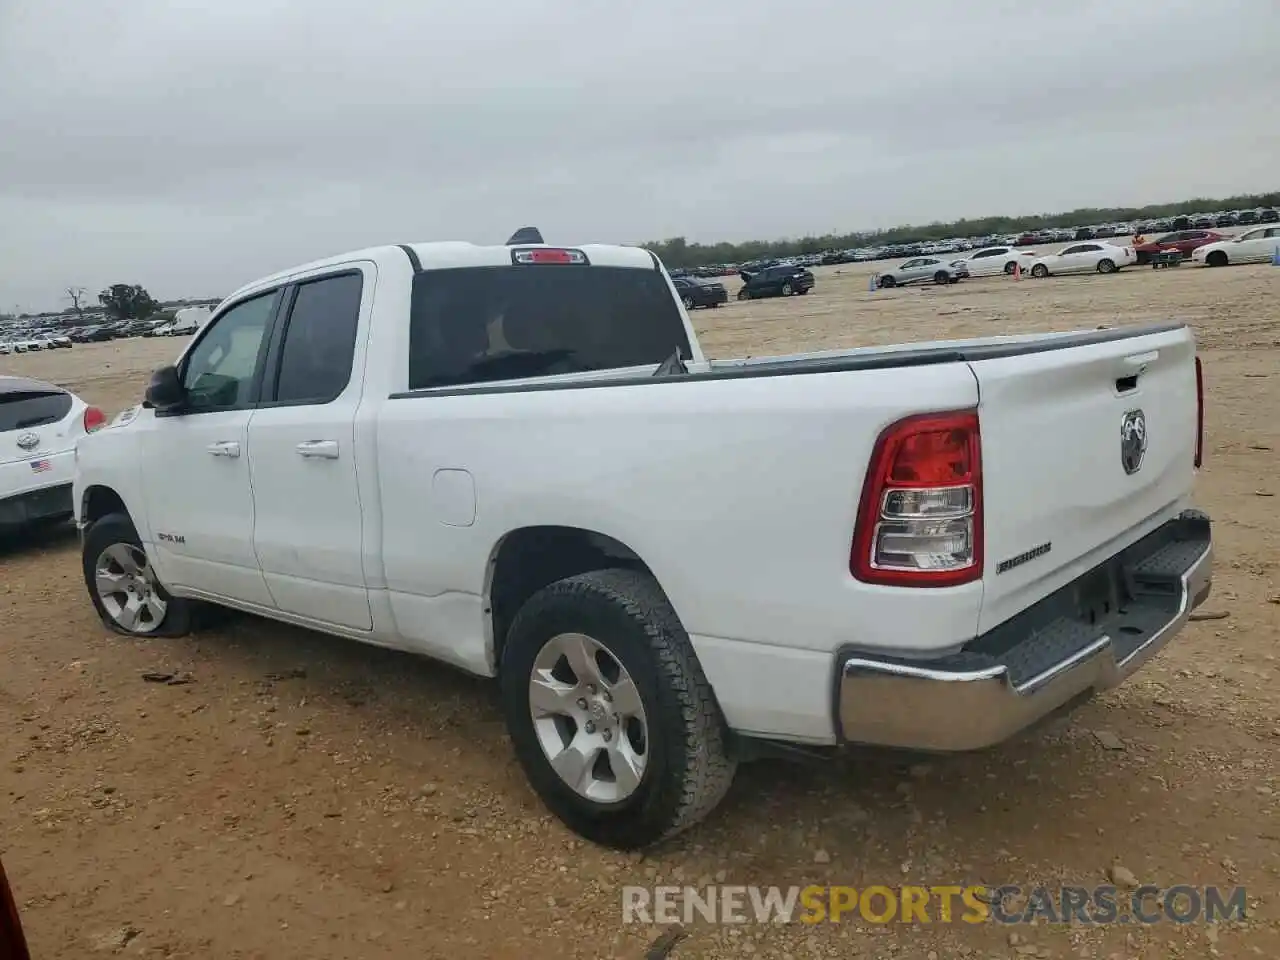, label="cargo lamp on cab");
[512,248,589,266]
